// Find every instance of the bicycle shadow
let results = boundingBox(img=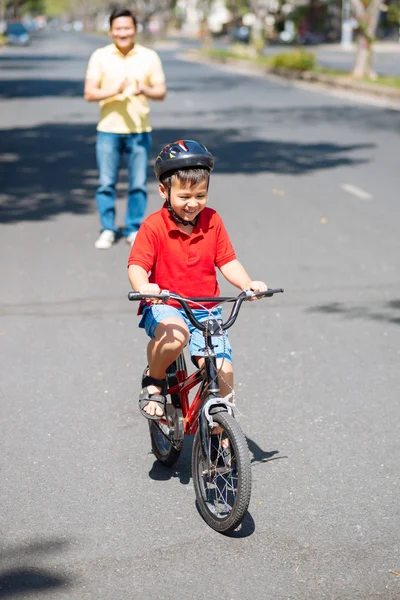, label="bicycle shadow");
[148,436,278,538]
[148,435,193,485]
